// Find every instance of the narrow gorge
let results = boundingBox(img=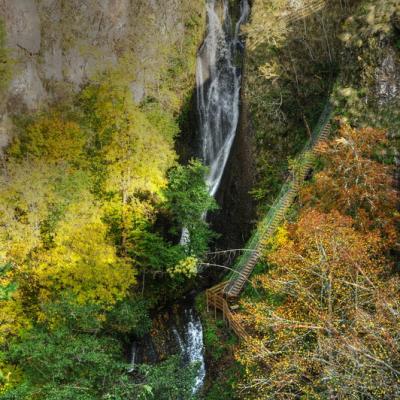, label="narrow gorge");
[0,1,399,399]
[136,0,250,393]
